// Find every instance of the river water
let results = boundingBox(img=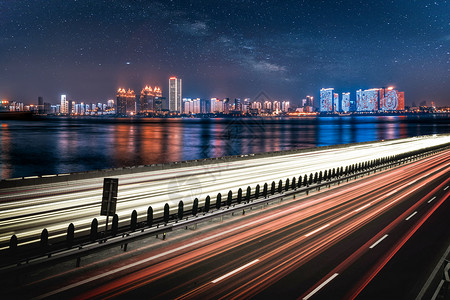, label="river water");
[0,115,448,179]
